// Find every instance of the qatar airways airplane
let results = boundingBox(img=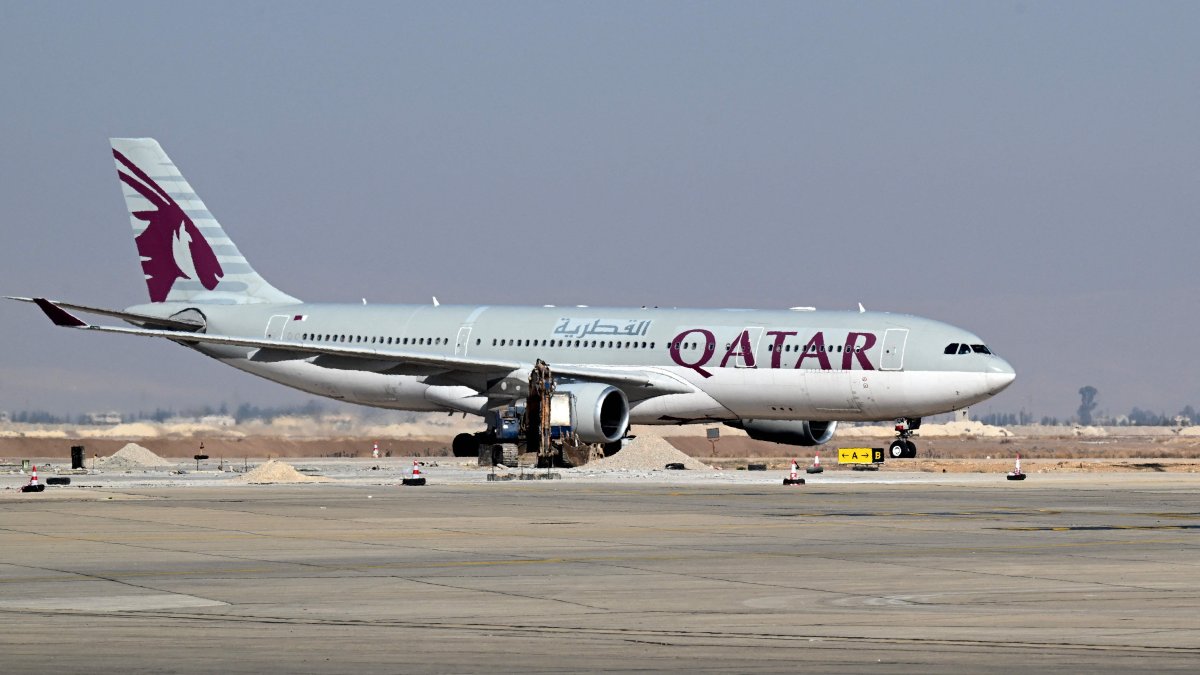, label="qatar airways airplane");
[11,138,1015,459]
